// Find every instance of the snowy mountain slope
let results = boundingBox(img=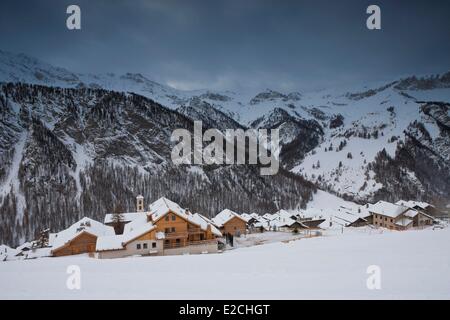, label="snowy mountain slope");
[1,49,450,246]
[0,82,315,246]
[290,83,450,203]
